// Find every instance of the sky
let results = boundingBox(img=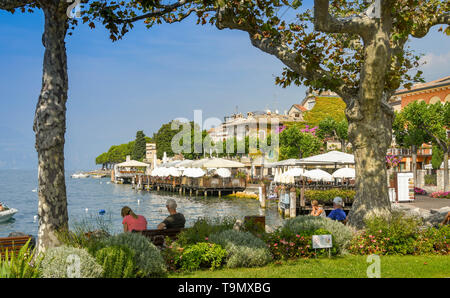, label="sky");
[0,2,449,171]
